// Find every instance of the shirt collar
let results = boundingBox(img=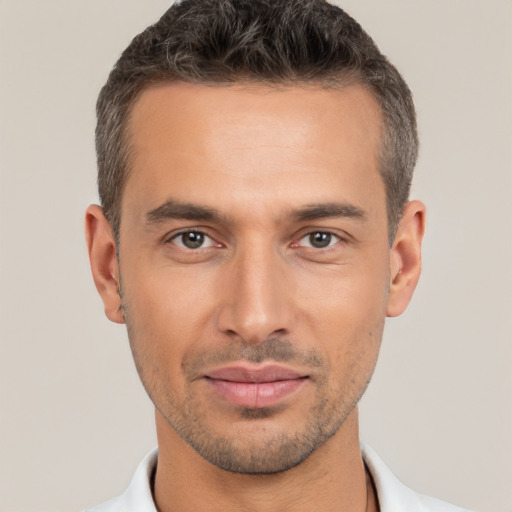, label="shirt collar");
[92,444,468,512]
